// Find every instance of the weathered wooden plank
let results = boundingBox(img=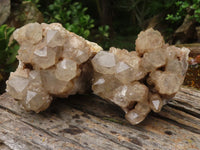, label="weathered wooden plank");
[173,86,200,110]
[0,143,12,150]
[0,86,200,150]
